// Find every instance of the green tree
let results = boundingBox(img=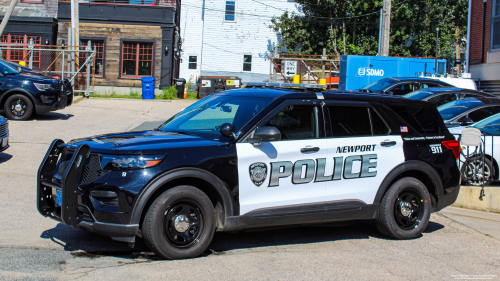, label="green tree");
[270,0,468,59]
